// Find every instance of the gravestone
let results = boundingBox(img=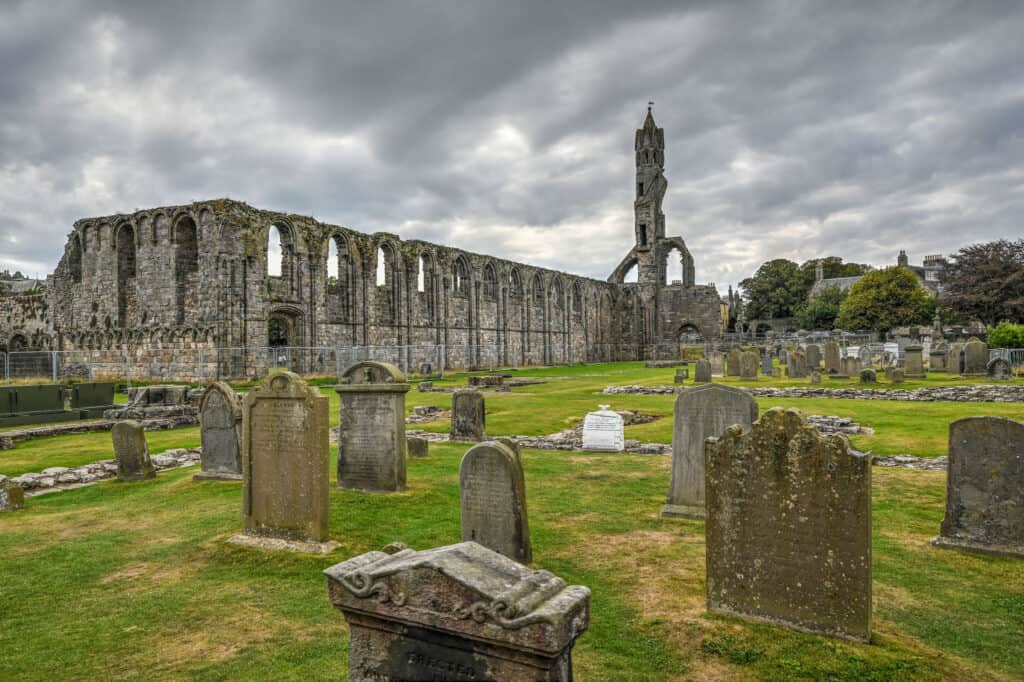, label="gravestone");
[824,341,843,376]
[771,367,781,378]
[0,476,25,512]
[662,384,758,519]
[112,420,155,481]
[786,352,806,378]
[460,441,531,563]
[709,351,725,376]
[726,348,742,377]
[739,351,758,380]
[932,417,1024,558]
[987,358,1012,381]
[888,368,905,384]
[325,542,590,681]
[761,352,773,376]
[858,346,872,366]
[694,360,712,383]
[962,338,988,375]
[417,381,434,392]
[904,345,925,378]
[779,349,788,366]
[336,362,410,493]
[451,389,486,441]
[810,371,821,384]
[581,405,625,452]
[947,342,964,374]
[673,368,689,384]
[70,381,116,409]
[805,344,821,370]
[407,436,429,458]
[929,342,948,372]
[706,408,872,642]
[195,381,243,481]
[843,356,861,377]
[859,368,877,383]
[241,372,330,543]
